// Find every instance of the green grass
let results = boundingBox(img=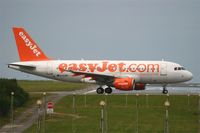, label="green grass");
[0,80,89,127]
[24,95,200,133]
[0,80,89,128]
[17,80,90,92]
[0,93,43,128]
